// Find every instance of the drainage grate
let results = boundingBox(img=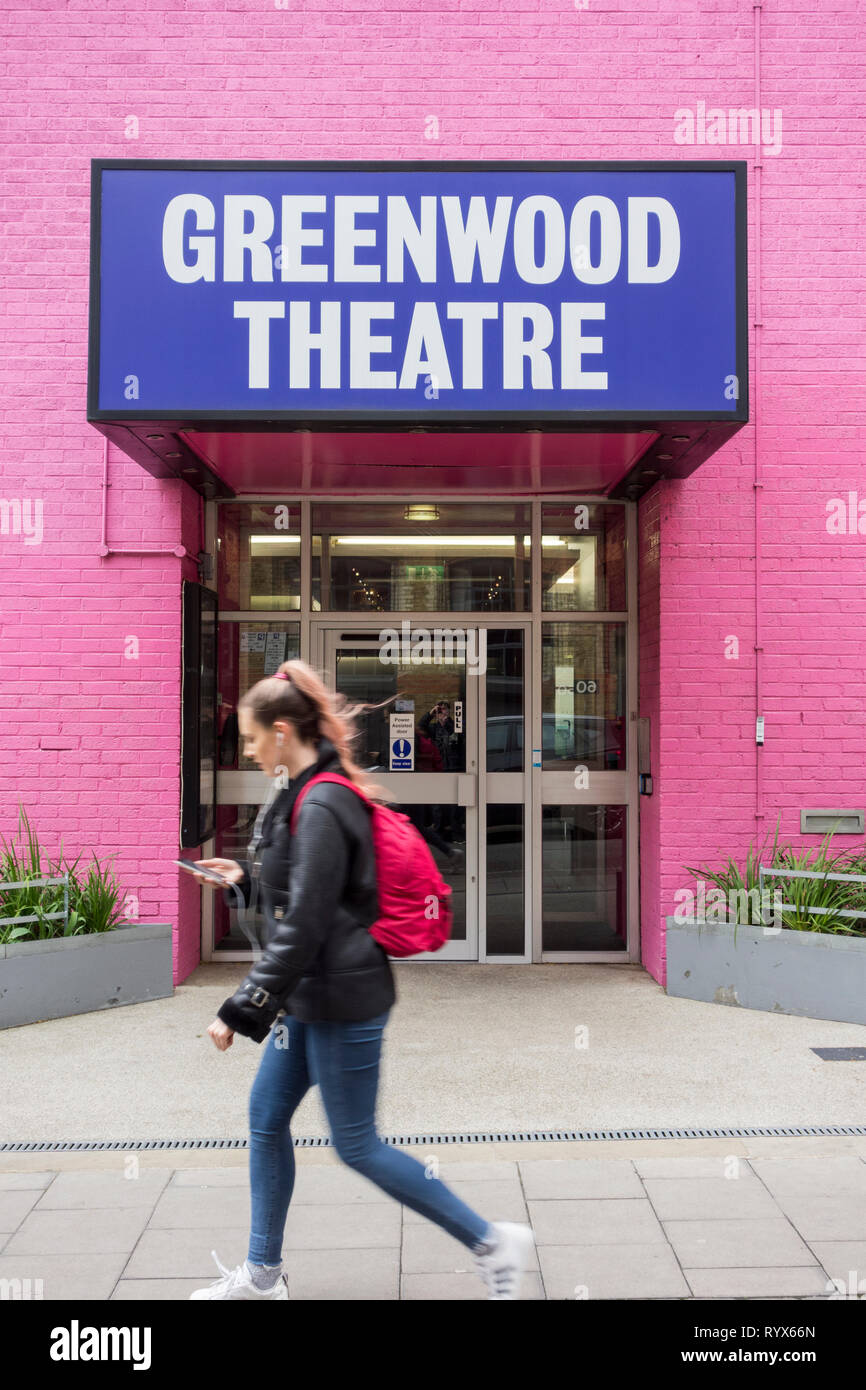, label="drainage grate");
[811,1048,866,1061]
[2,1124,866,1152]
